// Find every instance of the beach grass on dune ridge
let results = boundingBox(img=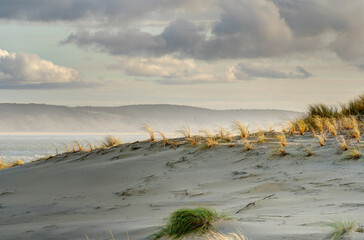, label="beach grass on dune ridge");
[151,207,231,240]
